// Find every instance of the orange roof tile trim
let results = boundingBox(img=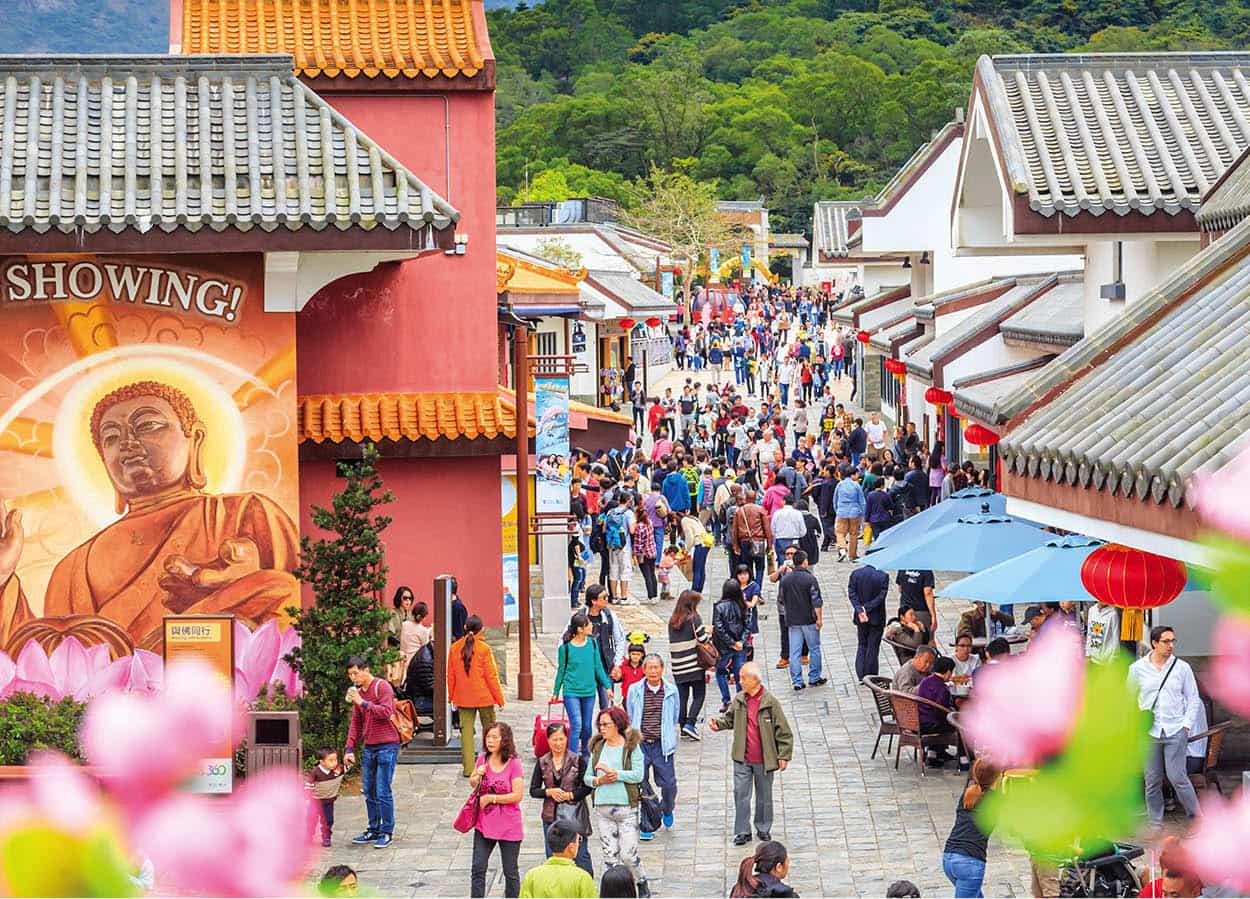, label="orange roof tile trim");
[182,0,487,80]
[299,391,514,444]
